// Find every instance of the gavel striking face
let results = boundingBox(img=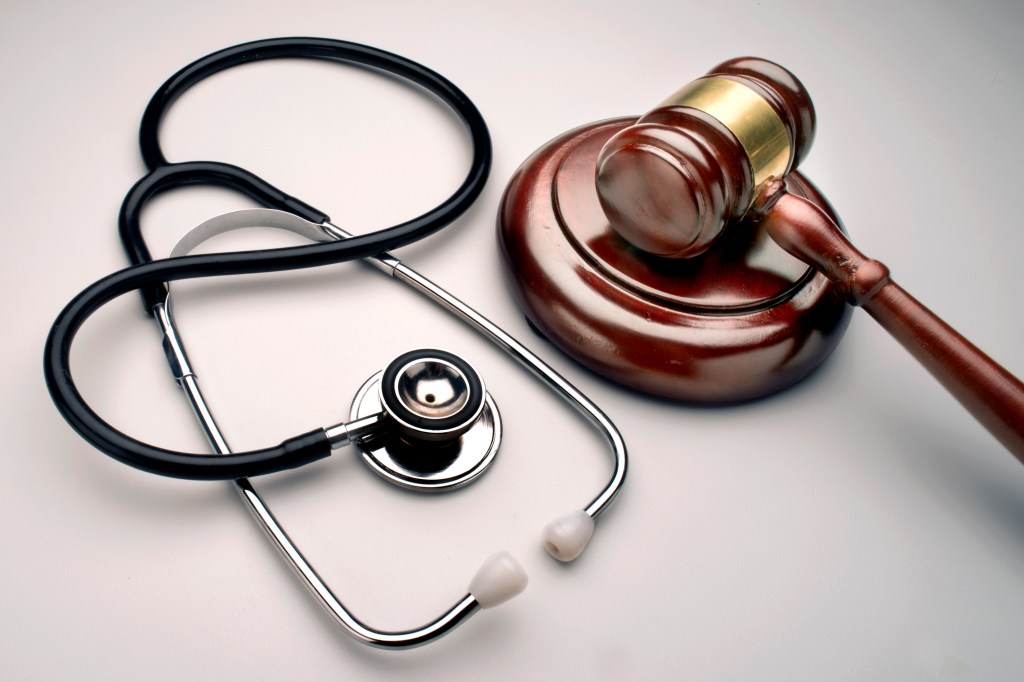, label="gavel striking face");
[499,57,1024,463]
[596,58,815,259]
